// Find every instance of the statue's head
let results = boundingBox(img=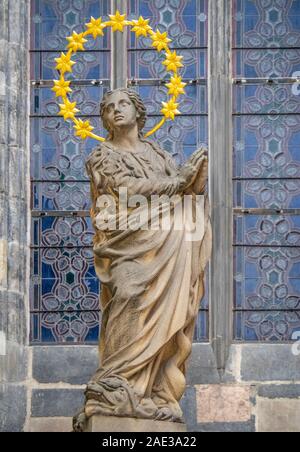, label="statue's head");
[100,88,147,140]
